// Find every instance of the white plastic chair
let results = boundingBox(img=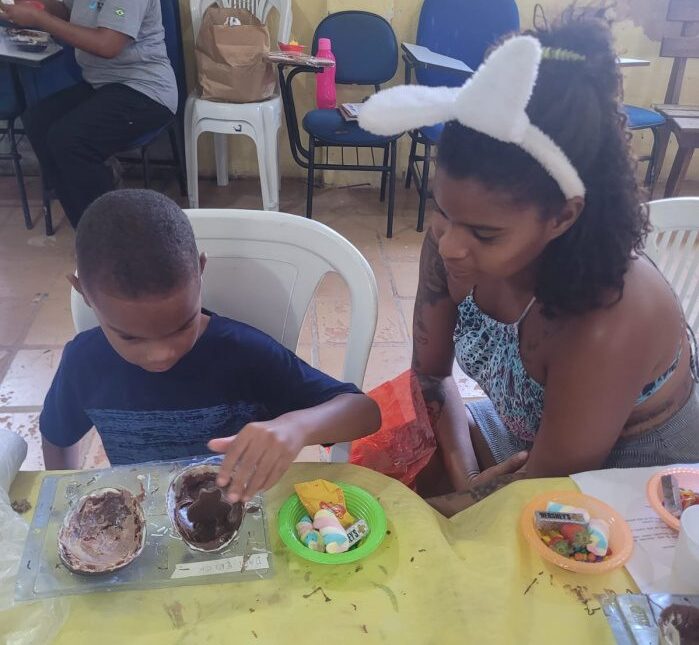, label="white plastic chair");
[646,197,699,334]
[71,209,379,462]
[185,0,292,211]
